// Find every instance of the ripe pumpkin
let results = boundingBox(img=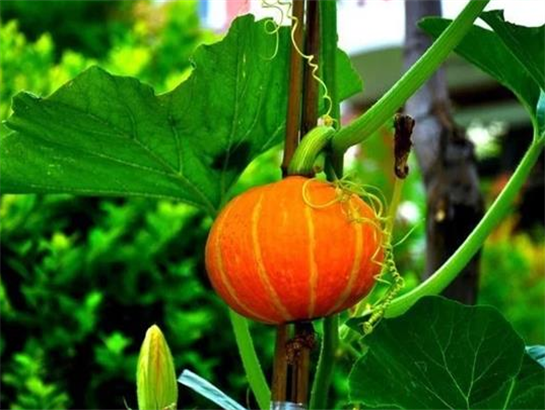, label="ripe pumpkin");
[205,176,383,324]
